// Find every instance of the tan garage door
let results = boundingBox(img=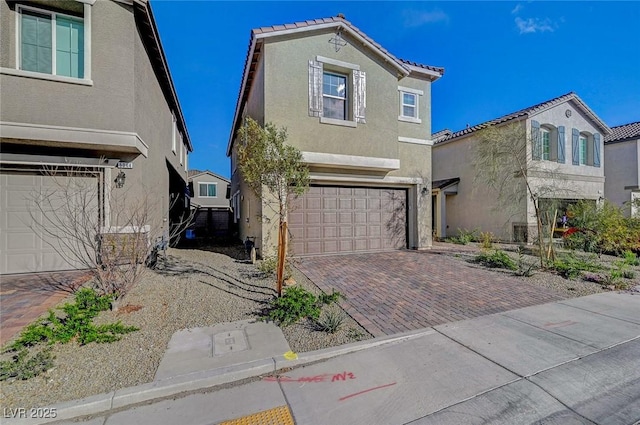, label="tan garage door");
[0,170,99,274]
[289,186,407,256]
